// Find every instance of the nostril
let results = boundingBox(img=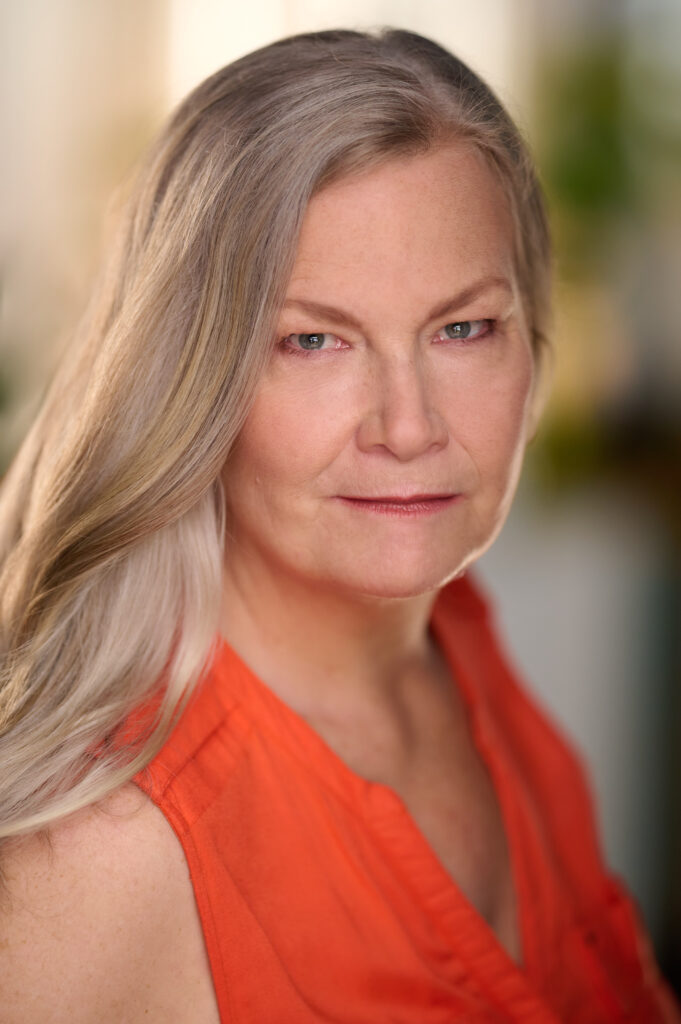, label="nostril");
[356,407,448,461]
